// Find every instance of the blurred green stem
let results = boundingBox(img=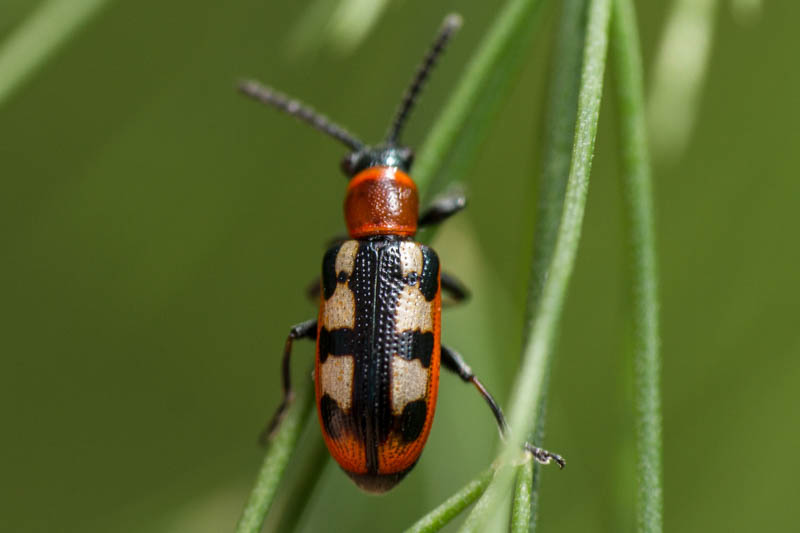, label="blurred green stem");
[611,0,663,532]
[235,384,315,533]
[0,0,111,107]
[731,0,761,23]
[402,468,495,533]
[459,0,611,529]
[413,0,546,200]
[328,0,391,54]
[646,0,718,159]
